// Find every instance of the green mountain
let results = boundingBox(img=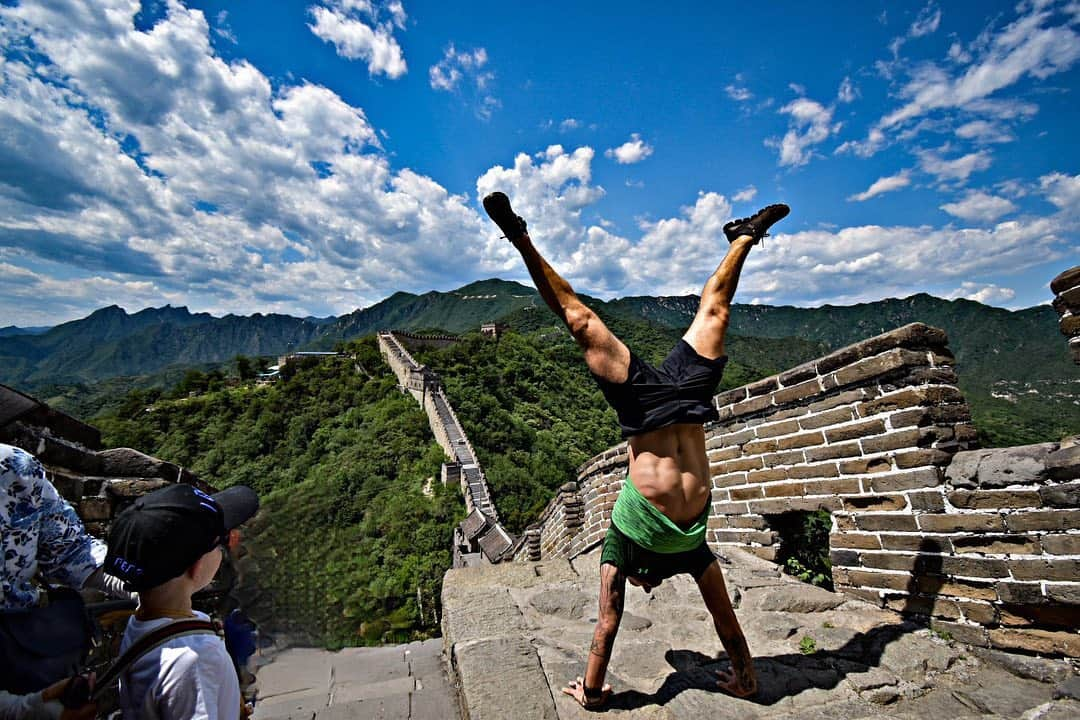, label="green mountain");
[4,280,1075,445]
